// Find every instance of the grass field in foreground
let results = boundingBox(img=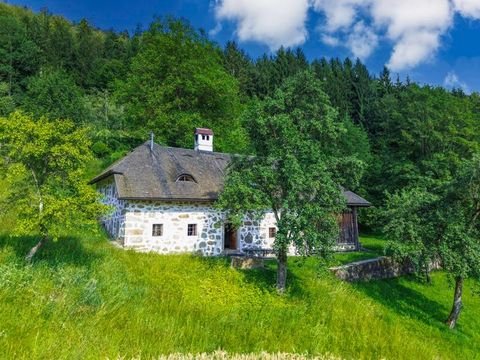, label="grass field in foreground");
[0,231,479,359]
